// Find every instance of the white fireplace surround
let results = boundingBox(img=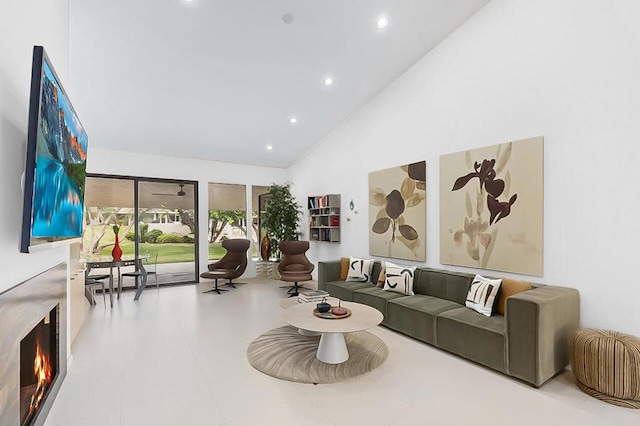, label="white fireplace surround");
[0,263,67,426]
